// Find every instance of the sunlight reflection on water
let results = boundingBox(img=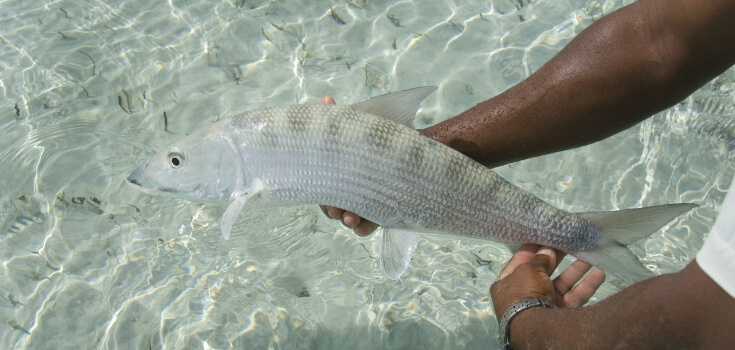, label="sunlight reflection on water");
[1,0,734,348]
